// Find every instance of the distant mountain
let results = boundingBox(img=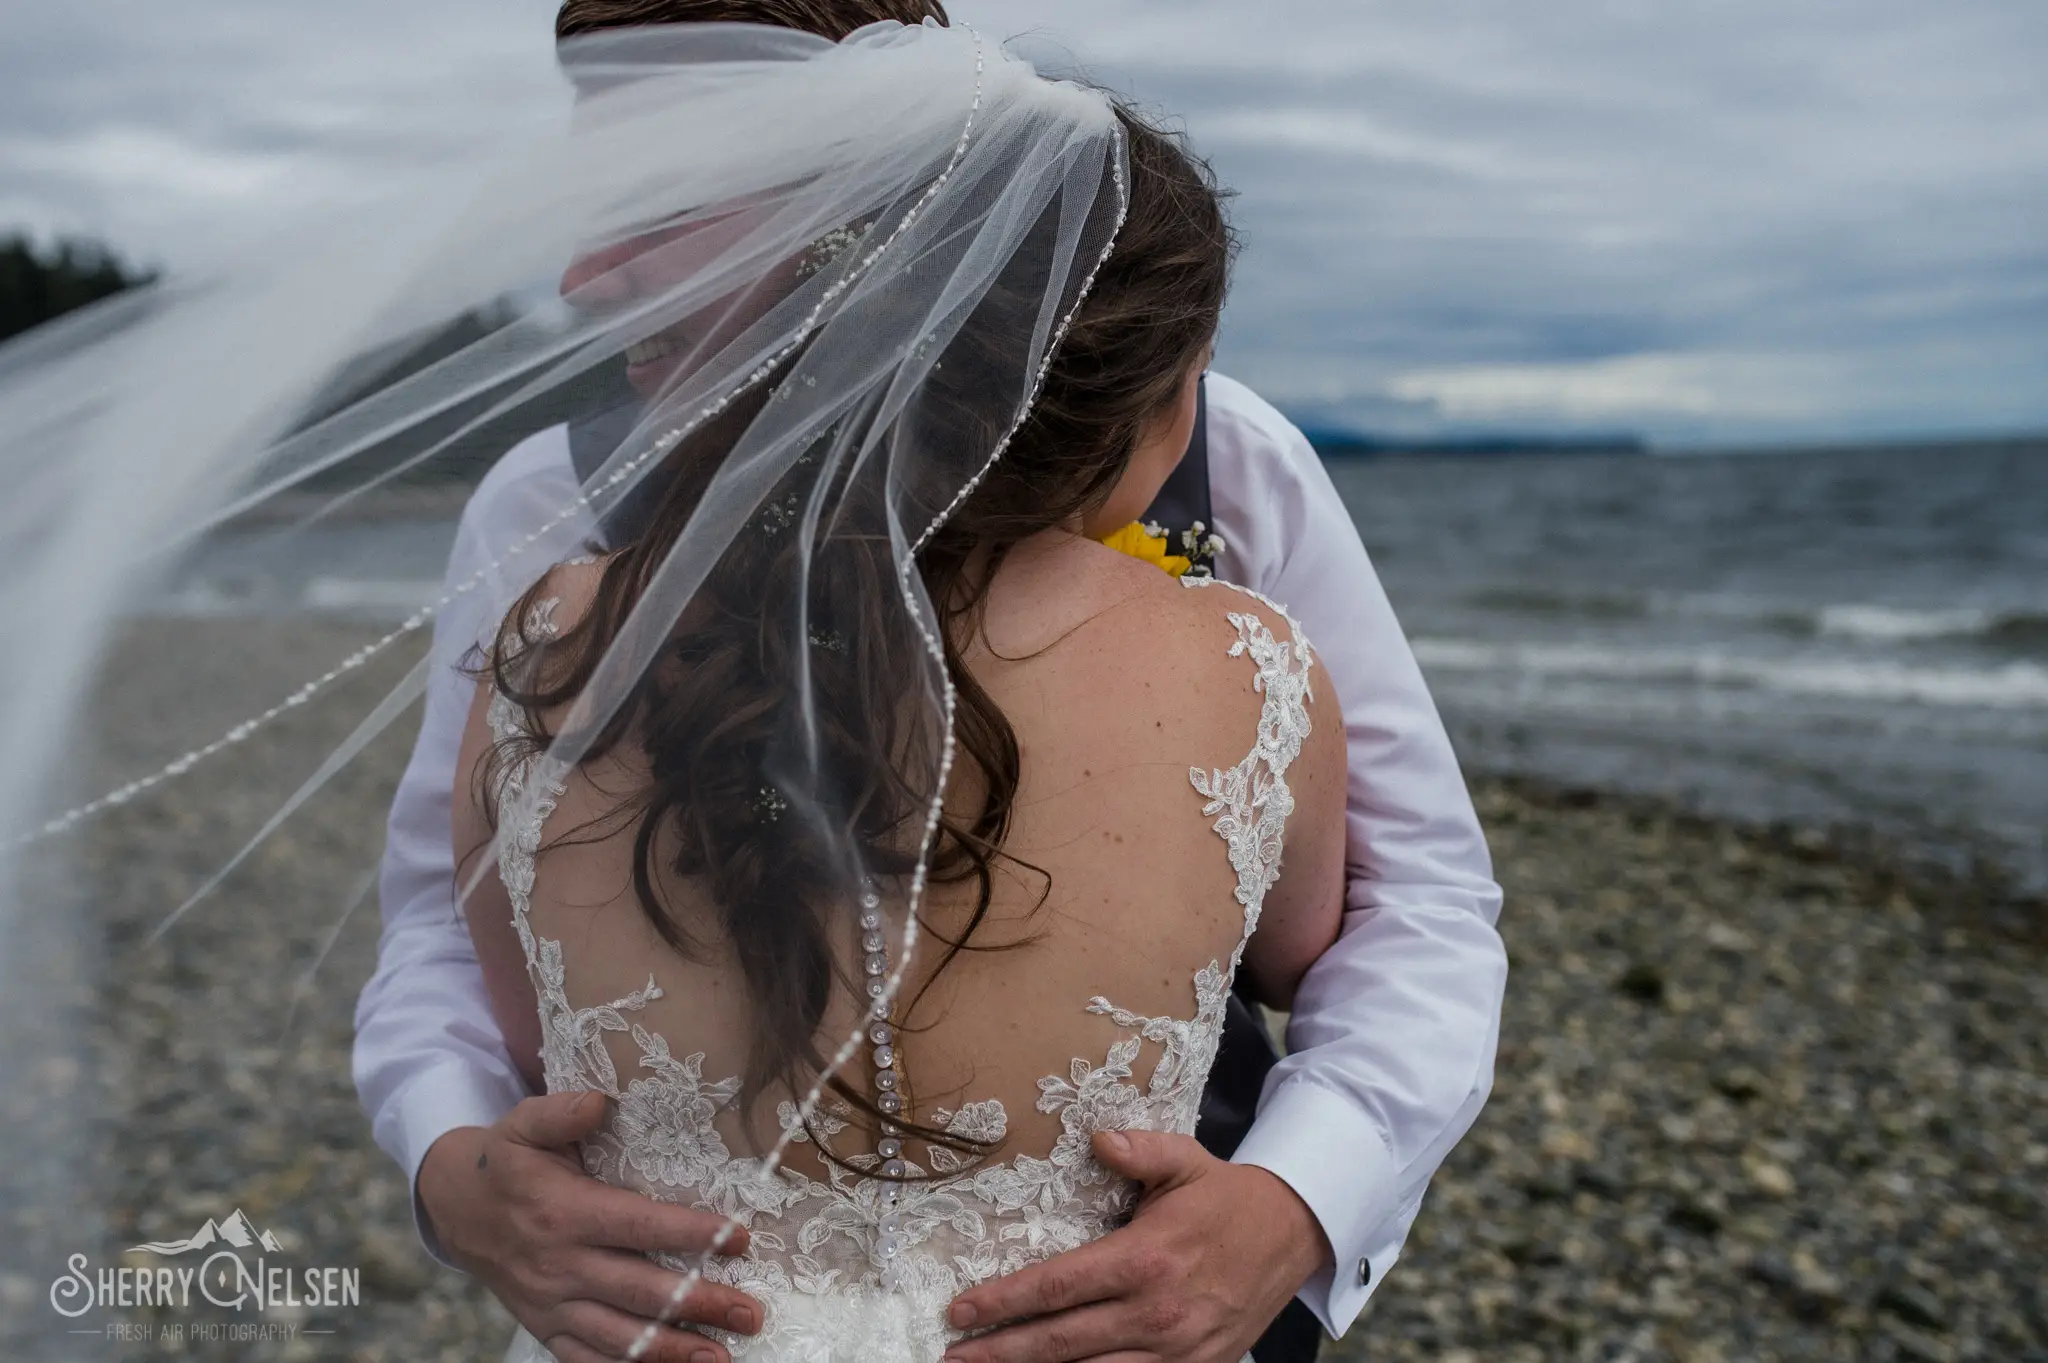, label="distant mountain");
[1295,422,1647,459]
[130,1208,284,1256]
